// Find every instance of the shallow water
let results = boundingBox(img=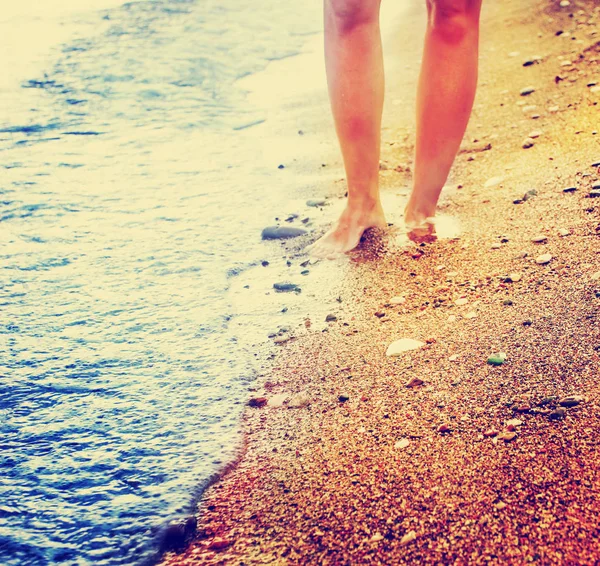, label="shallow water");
[0,1,336,564]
